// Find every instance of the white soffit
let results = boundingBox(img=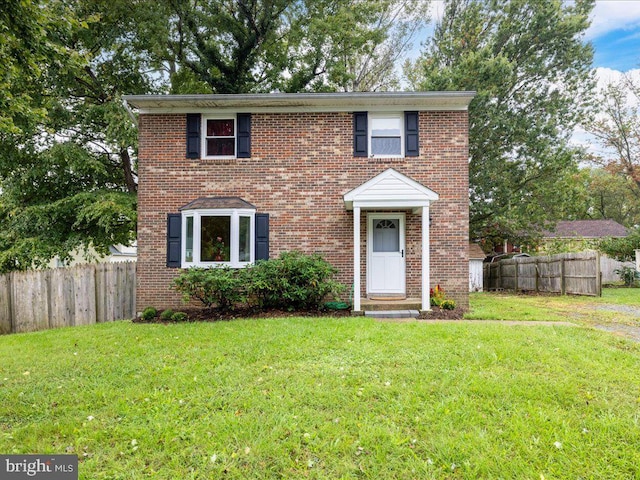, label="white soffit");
[123,91,475,114]
[343,168,439,211]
